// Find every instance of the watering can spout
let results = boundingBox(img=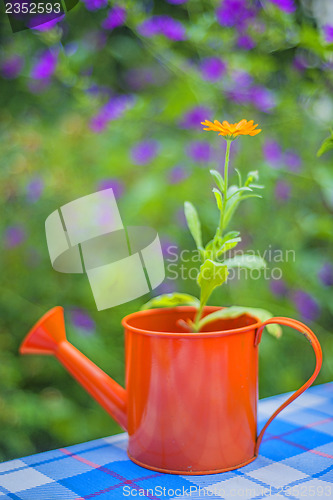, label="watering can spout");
[20,307,128,430]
